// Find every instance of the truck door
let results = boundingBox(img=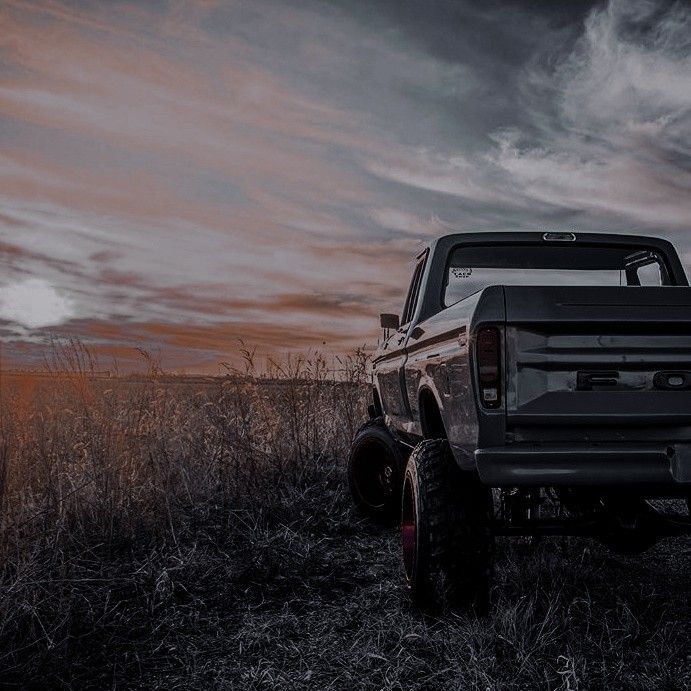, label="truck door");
[374,252,428,426]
